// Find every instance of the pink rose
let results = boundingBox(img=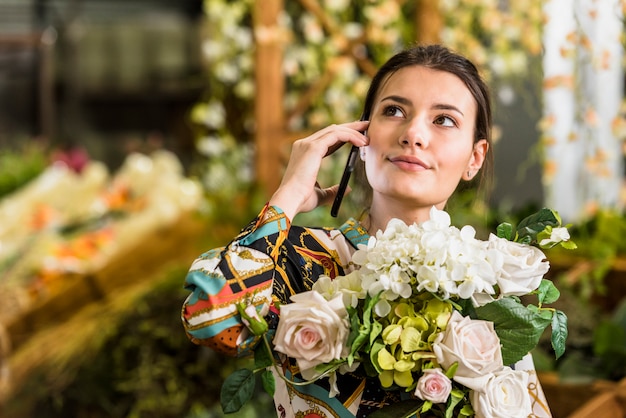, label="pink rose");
[414,368,452,403]
[273,291,349,379]
[432,311,503,390]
